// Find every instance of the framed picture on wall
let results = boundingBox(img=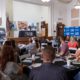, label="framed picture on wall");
[17,21,28,30]
[71,9,79,18]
